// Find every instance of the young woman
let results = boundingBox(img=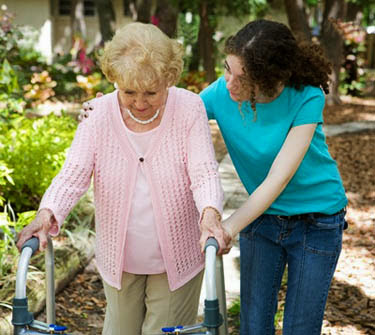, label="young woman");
[200,19,347,335]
